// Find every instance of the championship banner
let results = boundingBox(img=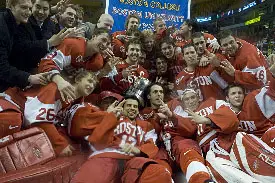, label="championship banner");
[105,0,191,32]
